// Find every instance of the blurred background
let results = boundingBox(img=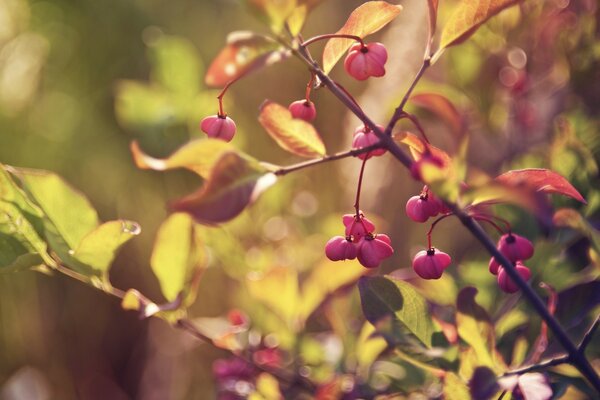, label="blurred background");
[0,0,599,399]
